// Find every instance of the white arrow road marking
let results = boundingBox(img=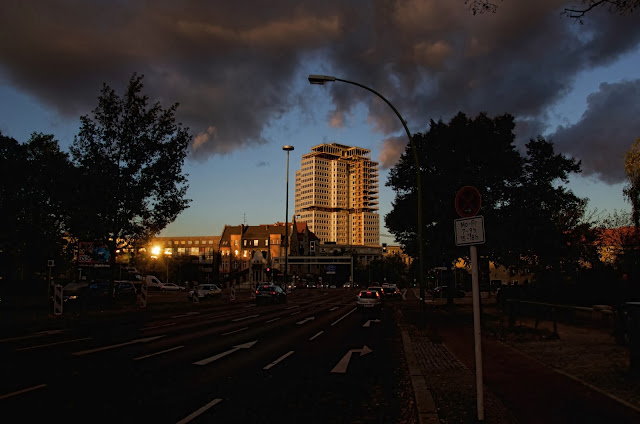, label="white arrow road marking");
[72,335,166,356]
[290,311,301,315]
[331,346,373,374]
[176,398,223,424]
[194,340,258,366]
[134,345,184,361]
[266,317,281,323]
[296,317,315,325]
[232,314,259,322]
[309,331,324,341]
[263,350,294,370]
[362,319,381,328]
[0,383,47,400]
